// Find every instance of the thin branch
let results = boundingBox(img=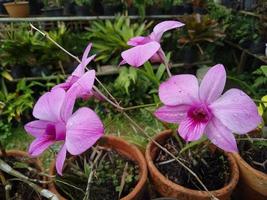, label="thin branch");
[0,159,58,200]
[30,23,81,63]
